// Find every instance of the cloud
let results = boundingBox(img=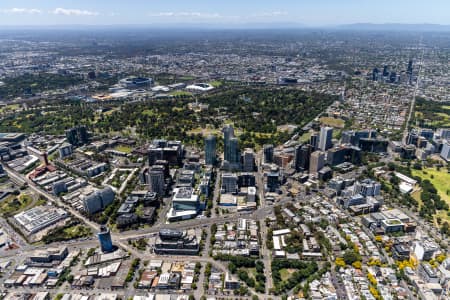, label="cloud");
[252,11,288,17]
[148,12,222,19]
[51,8,99,16]
[0,8,42,14]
